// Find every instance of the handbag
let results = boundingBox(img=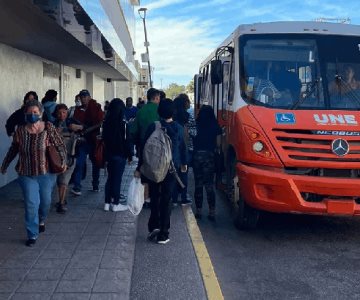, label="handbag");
[47,145,66,173]
[46,123,66,174]
[94,136,105,168]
